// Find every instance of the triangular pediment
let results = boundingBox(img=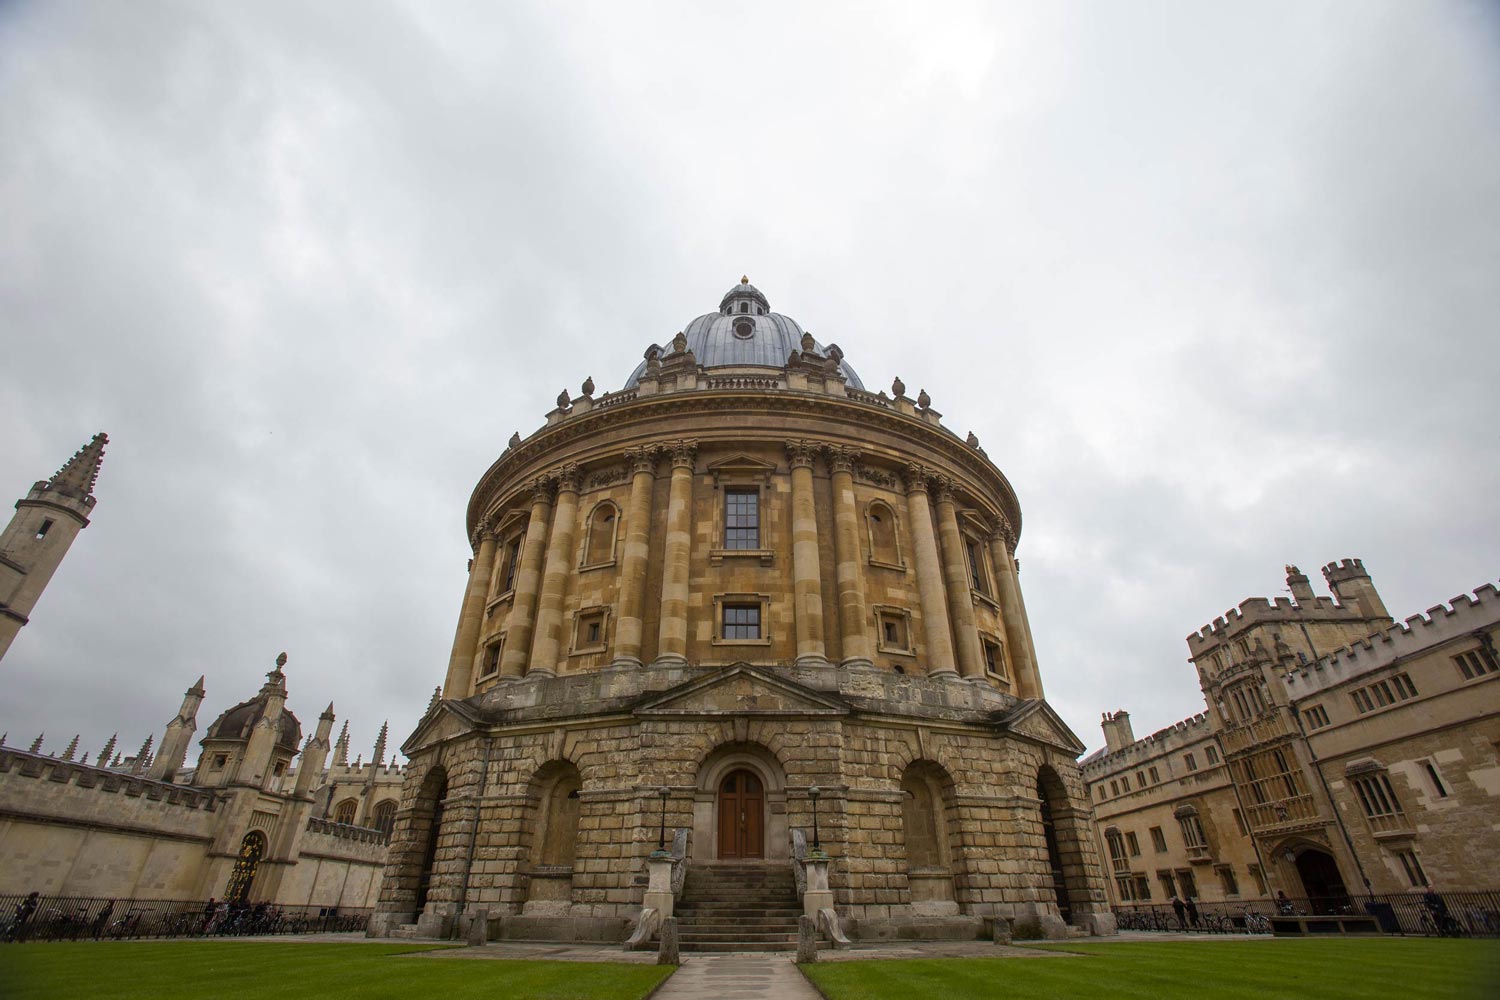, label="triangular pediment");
[401,699,484,755]
[635,665,849,718]
[992,699,1087,755]
[706,454,778,474]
